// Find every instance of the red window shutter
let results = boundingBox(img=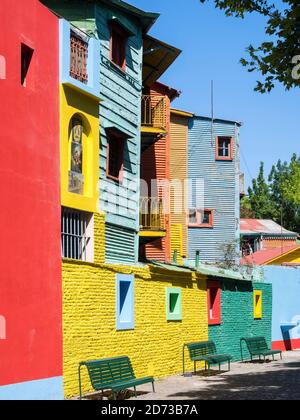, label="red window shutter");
[207,281,221,325]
